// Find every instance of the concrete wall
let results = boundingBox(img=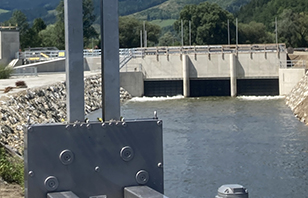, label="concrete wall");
[237,52,282,78]
[128,52,285,80]
[128,55,183,79]
[14,58,91,73]
[279,68,306,95]
[0,30,19,65]
[84,57,101,71]
[120,72,144,97]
